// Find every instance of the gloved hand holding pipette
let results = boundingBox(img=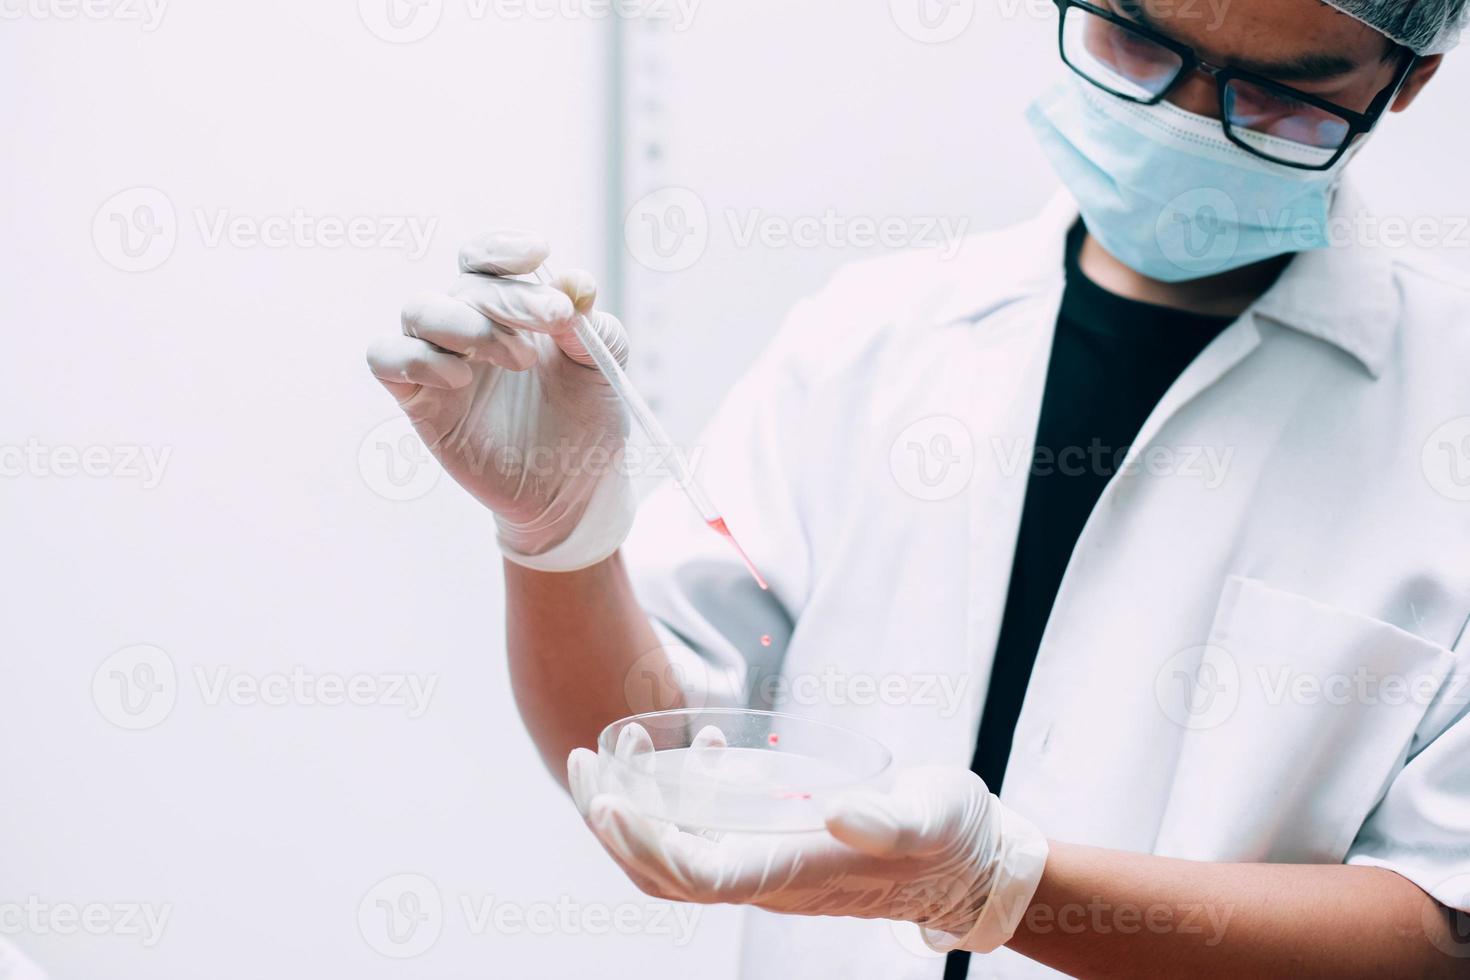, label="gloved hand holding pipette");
[366,230,637,571]
[368,229,768,583]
